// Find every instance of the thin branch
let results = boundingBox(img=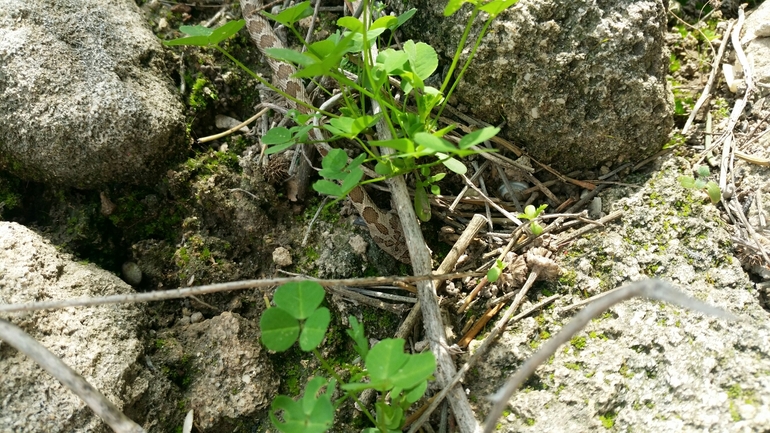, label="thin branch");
[0,271,481,314]
[0,319,146,433]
